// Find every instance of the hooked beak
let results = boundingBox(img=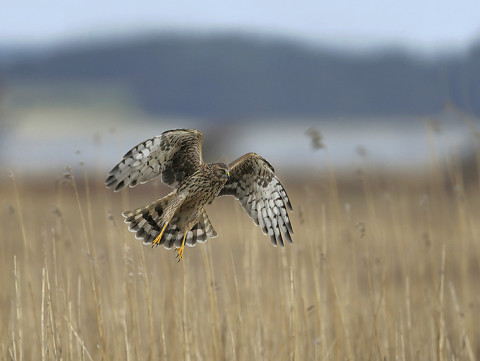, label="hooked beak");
[226,170,230,180]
